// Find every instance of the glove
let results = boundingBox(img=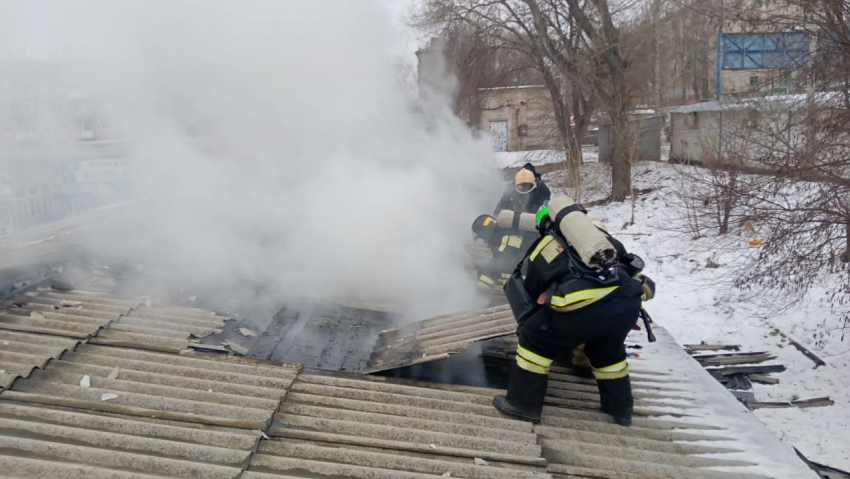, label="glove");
[639,274,655,301]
